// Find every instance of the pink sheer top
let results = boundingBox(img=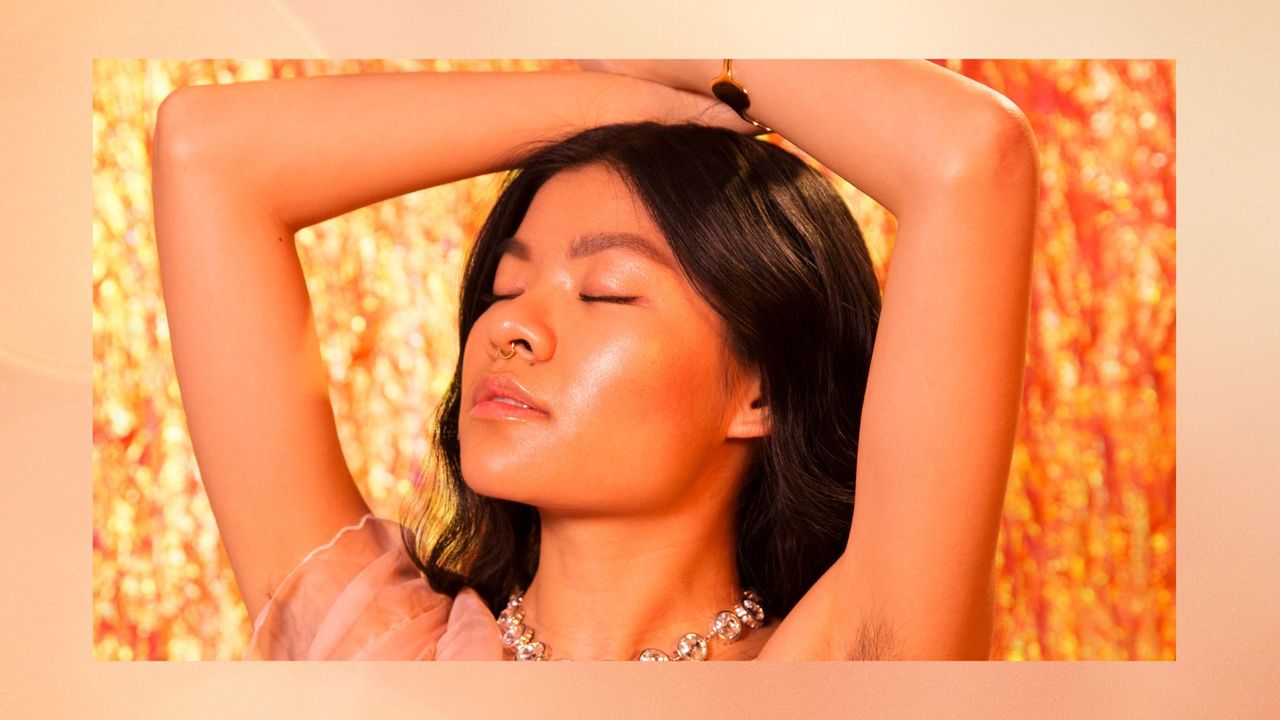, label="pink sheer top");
[244,513,505,660]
